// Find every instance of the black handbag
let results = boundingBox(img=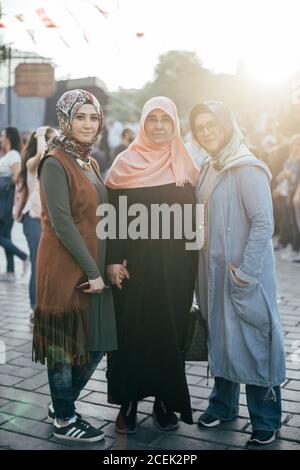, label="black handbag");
[184,304,208,362]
